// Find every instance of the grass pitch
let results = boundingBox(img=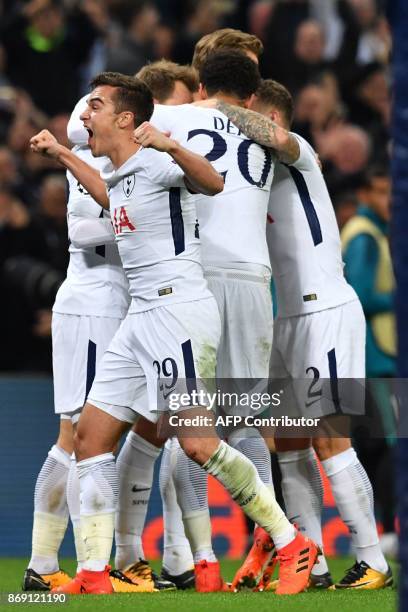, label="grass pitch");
[0,557,397,612]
